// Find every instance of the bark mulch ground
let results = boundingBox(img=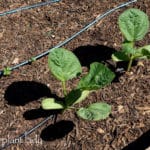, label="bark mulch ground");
[0,0,150,150]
